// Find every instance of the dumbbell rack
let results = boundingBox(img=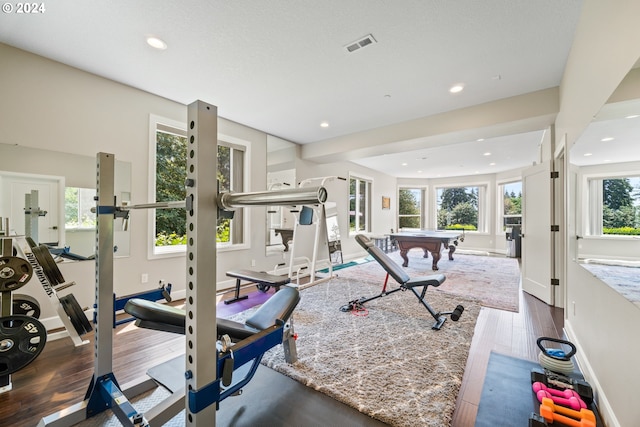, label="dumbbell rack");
[1,236,90,347]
